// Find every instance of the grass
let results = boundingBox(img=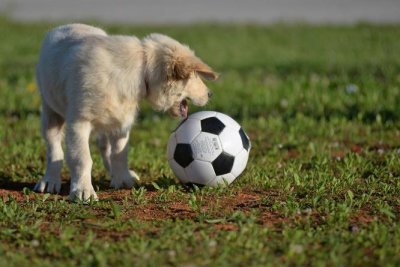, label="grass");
[0,17,400,266]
